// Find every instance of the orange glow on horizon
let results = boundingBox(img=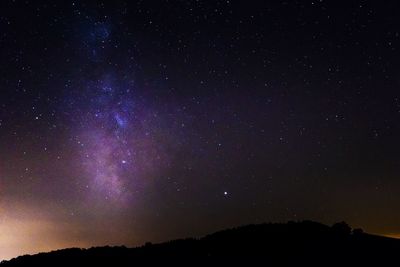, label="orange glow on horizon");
[382,234,400,239]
